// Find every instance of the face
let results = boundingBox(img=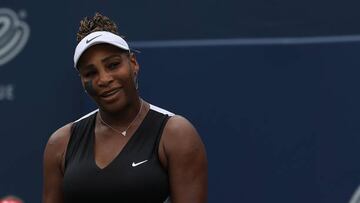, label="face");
[77,44,139,113]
